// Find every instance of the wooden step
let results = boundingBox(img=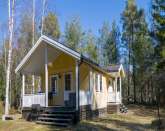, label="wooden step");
[44,110,75,114]
[36,121,69,127]
[36,107,76,126]
[38,117,72,122]
[40,113,73,117]
[39,113,73,118]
